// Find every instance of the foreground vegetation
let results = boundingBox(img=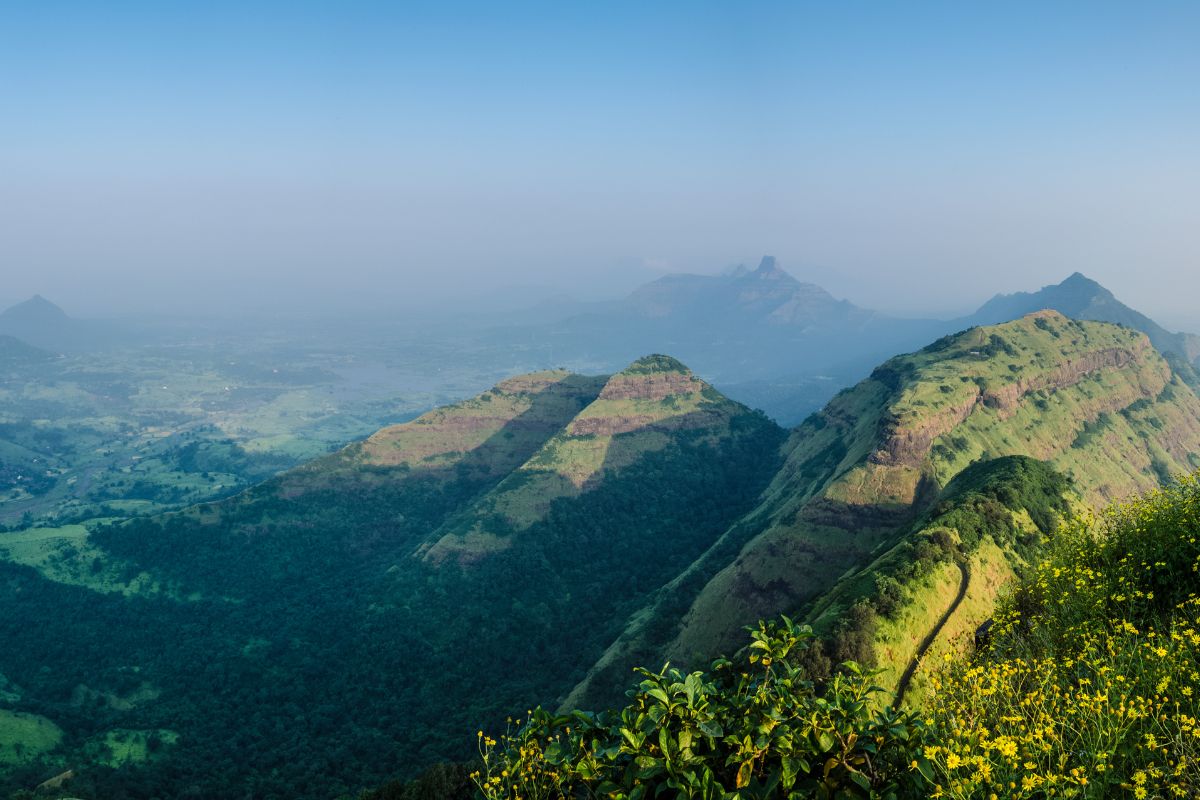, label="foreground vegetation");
[923,472,1200,799]
[448,471,1200,799]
